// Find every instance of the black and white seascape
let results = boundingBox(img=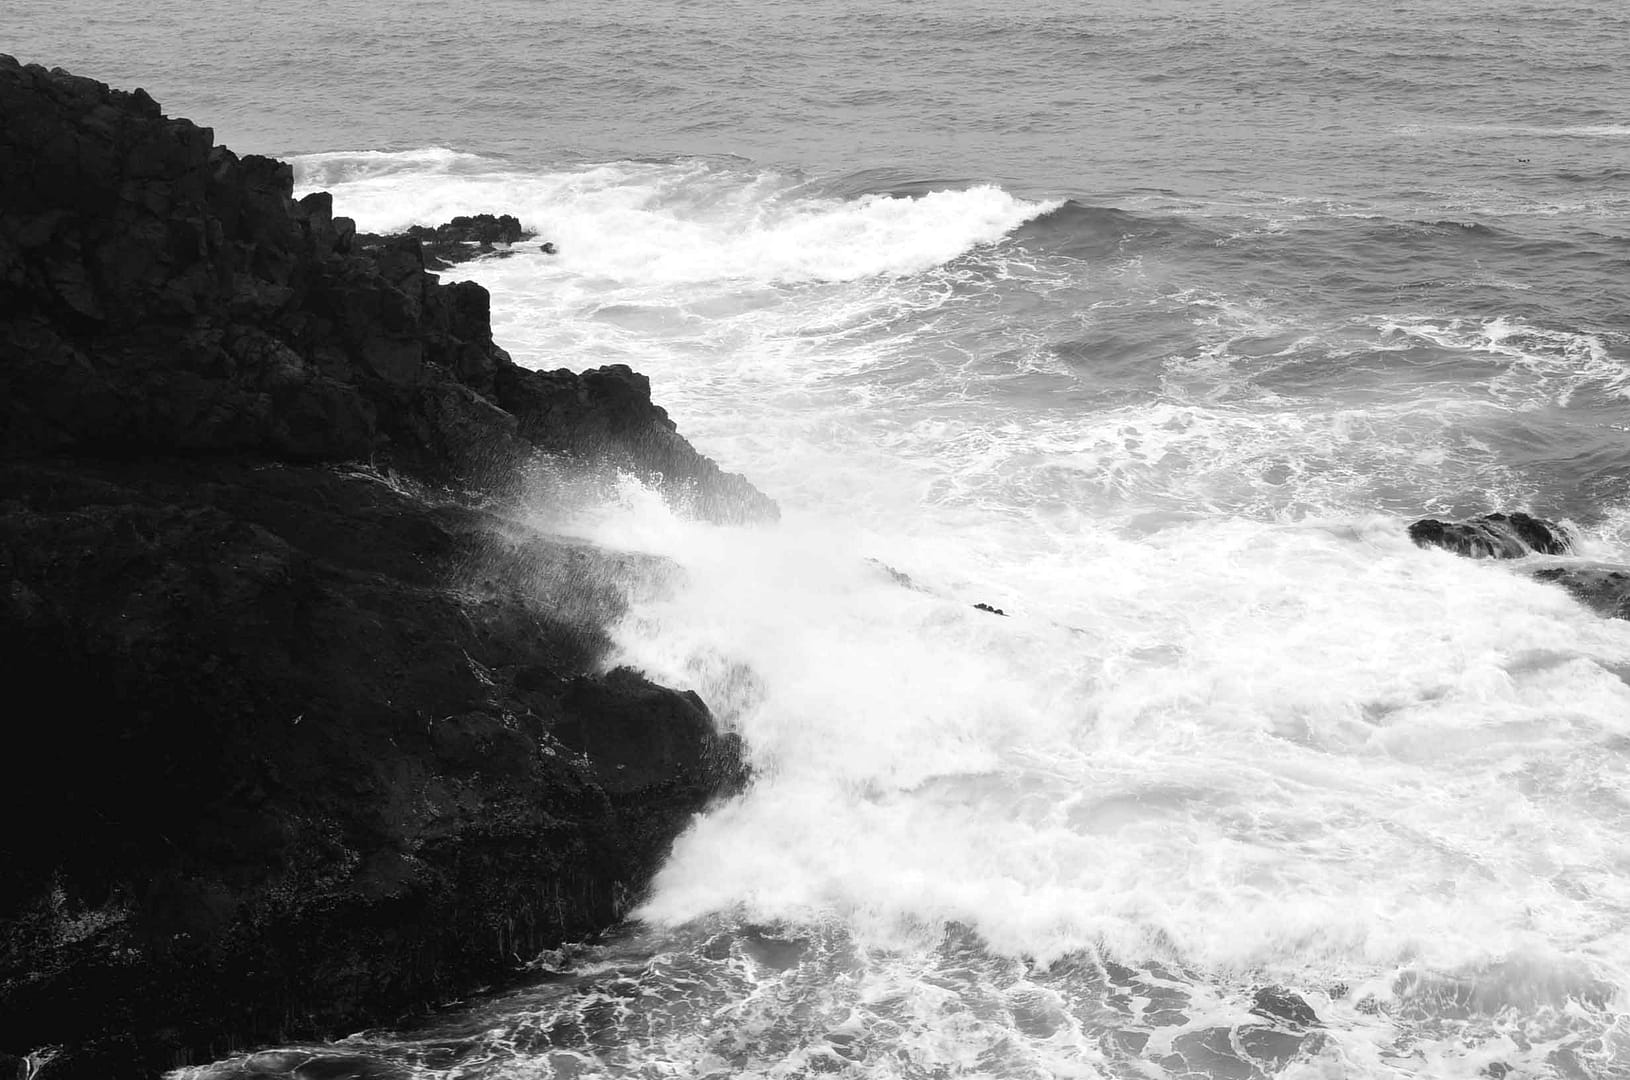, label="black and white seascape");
[10,0,1630,1076]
